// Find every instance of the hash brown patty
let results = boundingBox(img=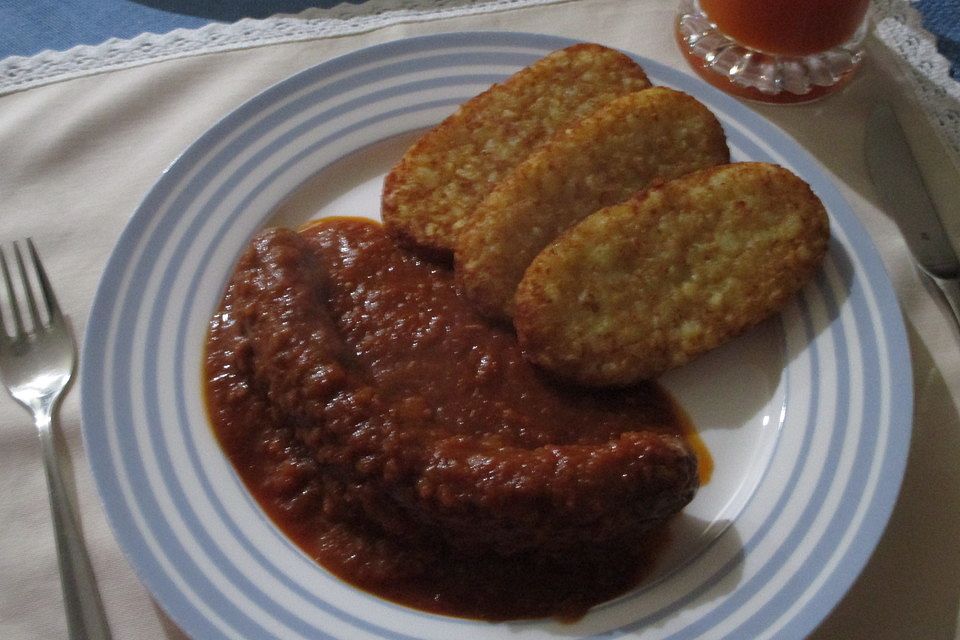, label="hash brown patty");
[513,162,830,385]
[381,43,652,257]
[455,87,729,320]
